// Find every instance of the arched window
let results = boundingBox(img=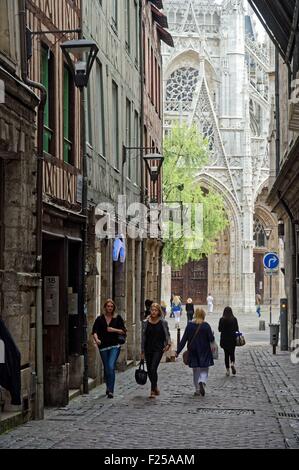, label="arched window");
[254,216,266,248]
[166,67,199,112]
